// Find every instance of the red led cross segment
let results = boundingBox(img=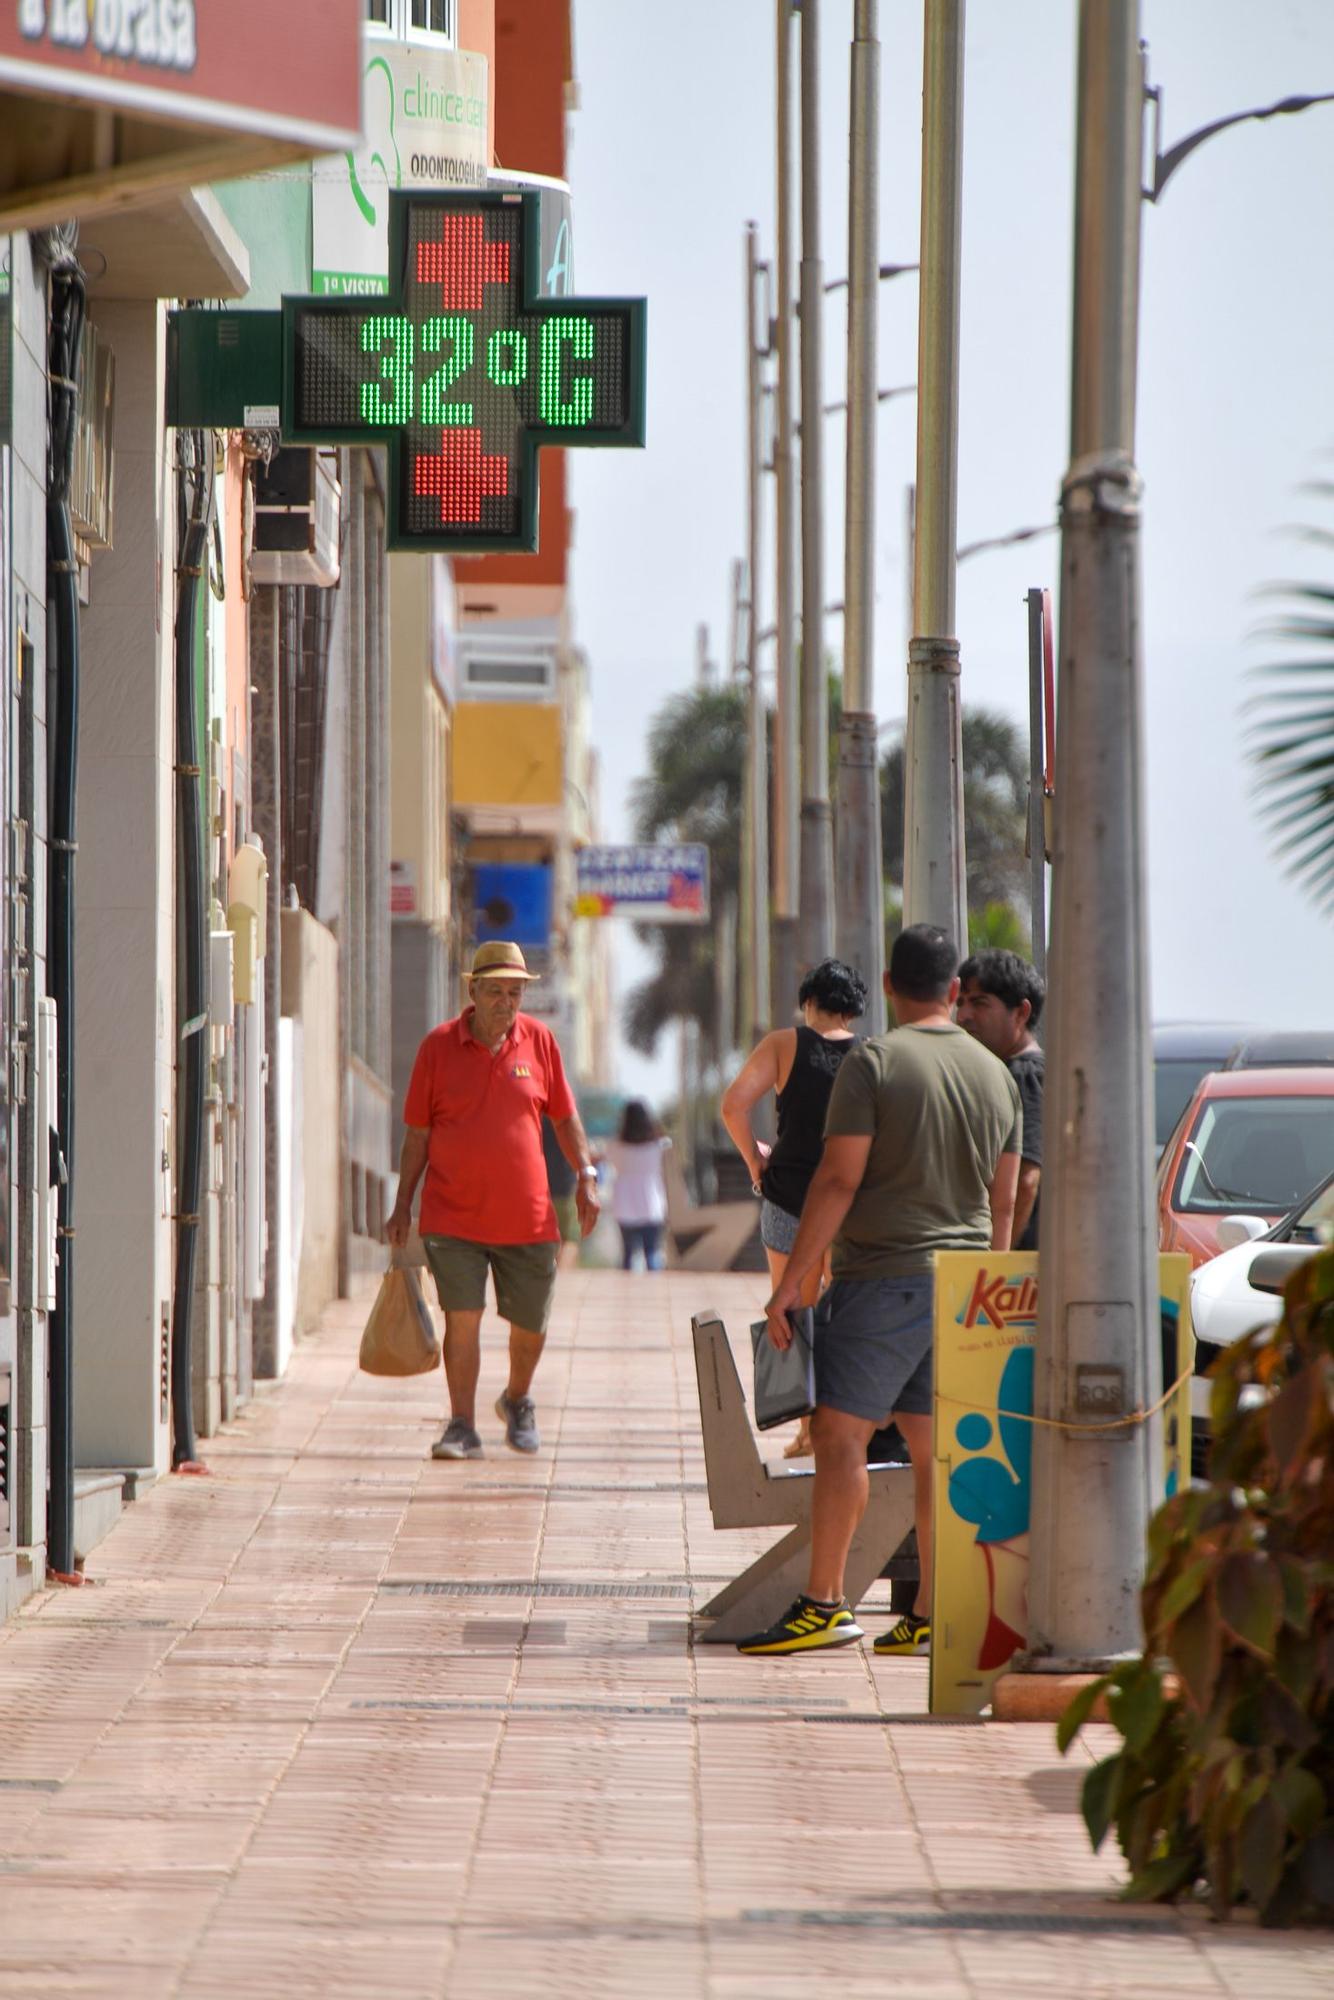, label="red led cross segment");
[416,213,511,311]
[414,426,509,524]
